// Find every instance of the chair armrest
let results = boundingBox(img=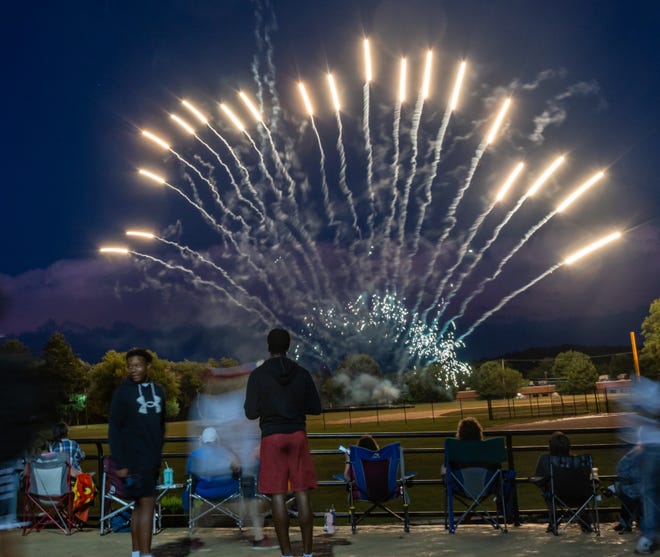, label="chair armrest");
[401,473,416,486]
